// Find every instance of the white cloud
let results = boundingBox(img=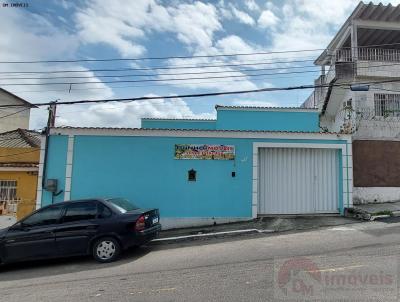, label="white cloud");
[258,10,279,28]
[245,0,260,11]
[157,35,275,92]
[215,35,255,54]
[230,5,255,26]
[0,3,218,129]
[57,96,215,128]
[76,0,222,56]
[0,8,114,129]
[264,0,358,54]
[232,100,277,107]
[157,56,259,91]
